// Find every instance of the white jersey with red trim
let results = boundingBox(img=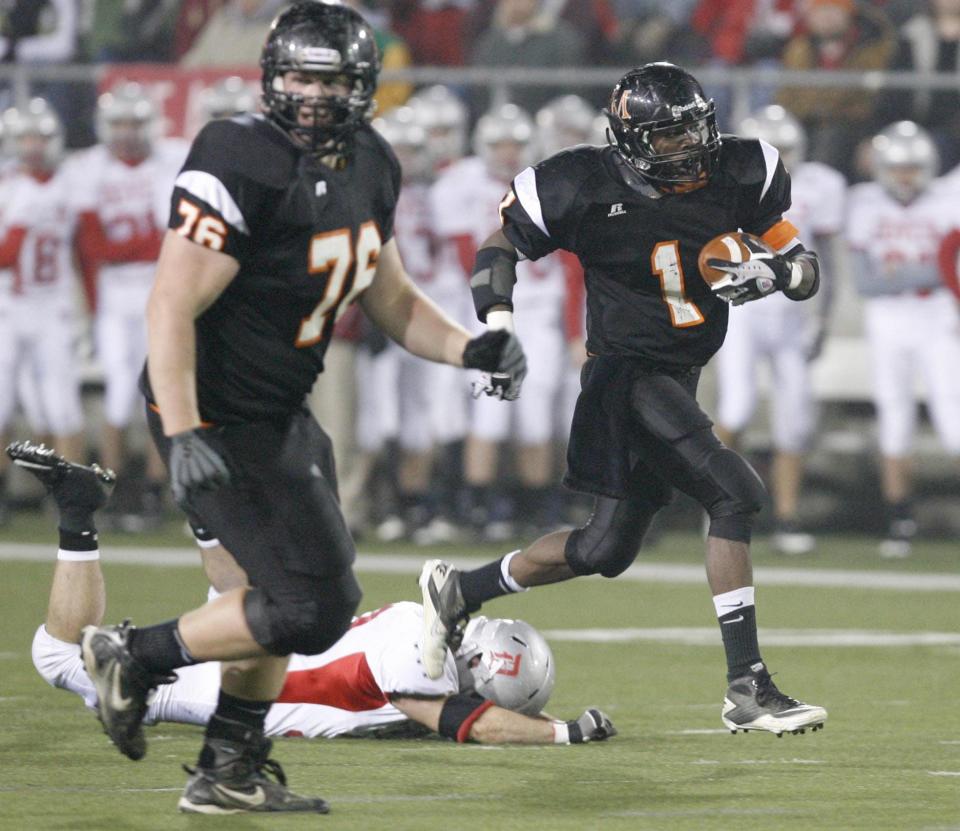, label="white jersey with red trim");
[430,156,567,312]
[846,182,960,294]
[0,167,80,306]
[393,181,436,288]
[32,602,460,739]
[67,138,188,310]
